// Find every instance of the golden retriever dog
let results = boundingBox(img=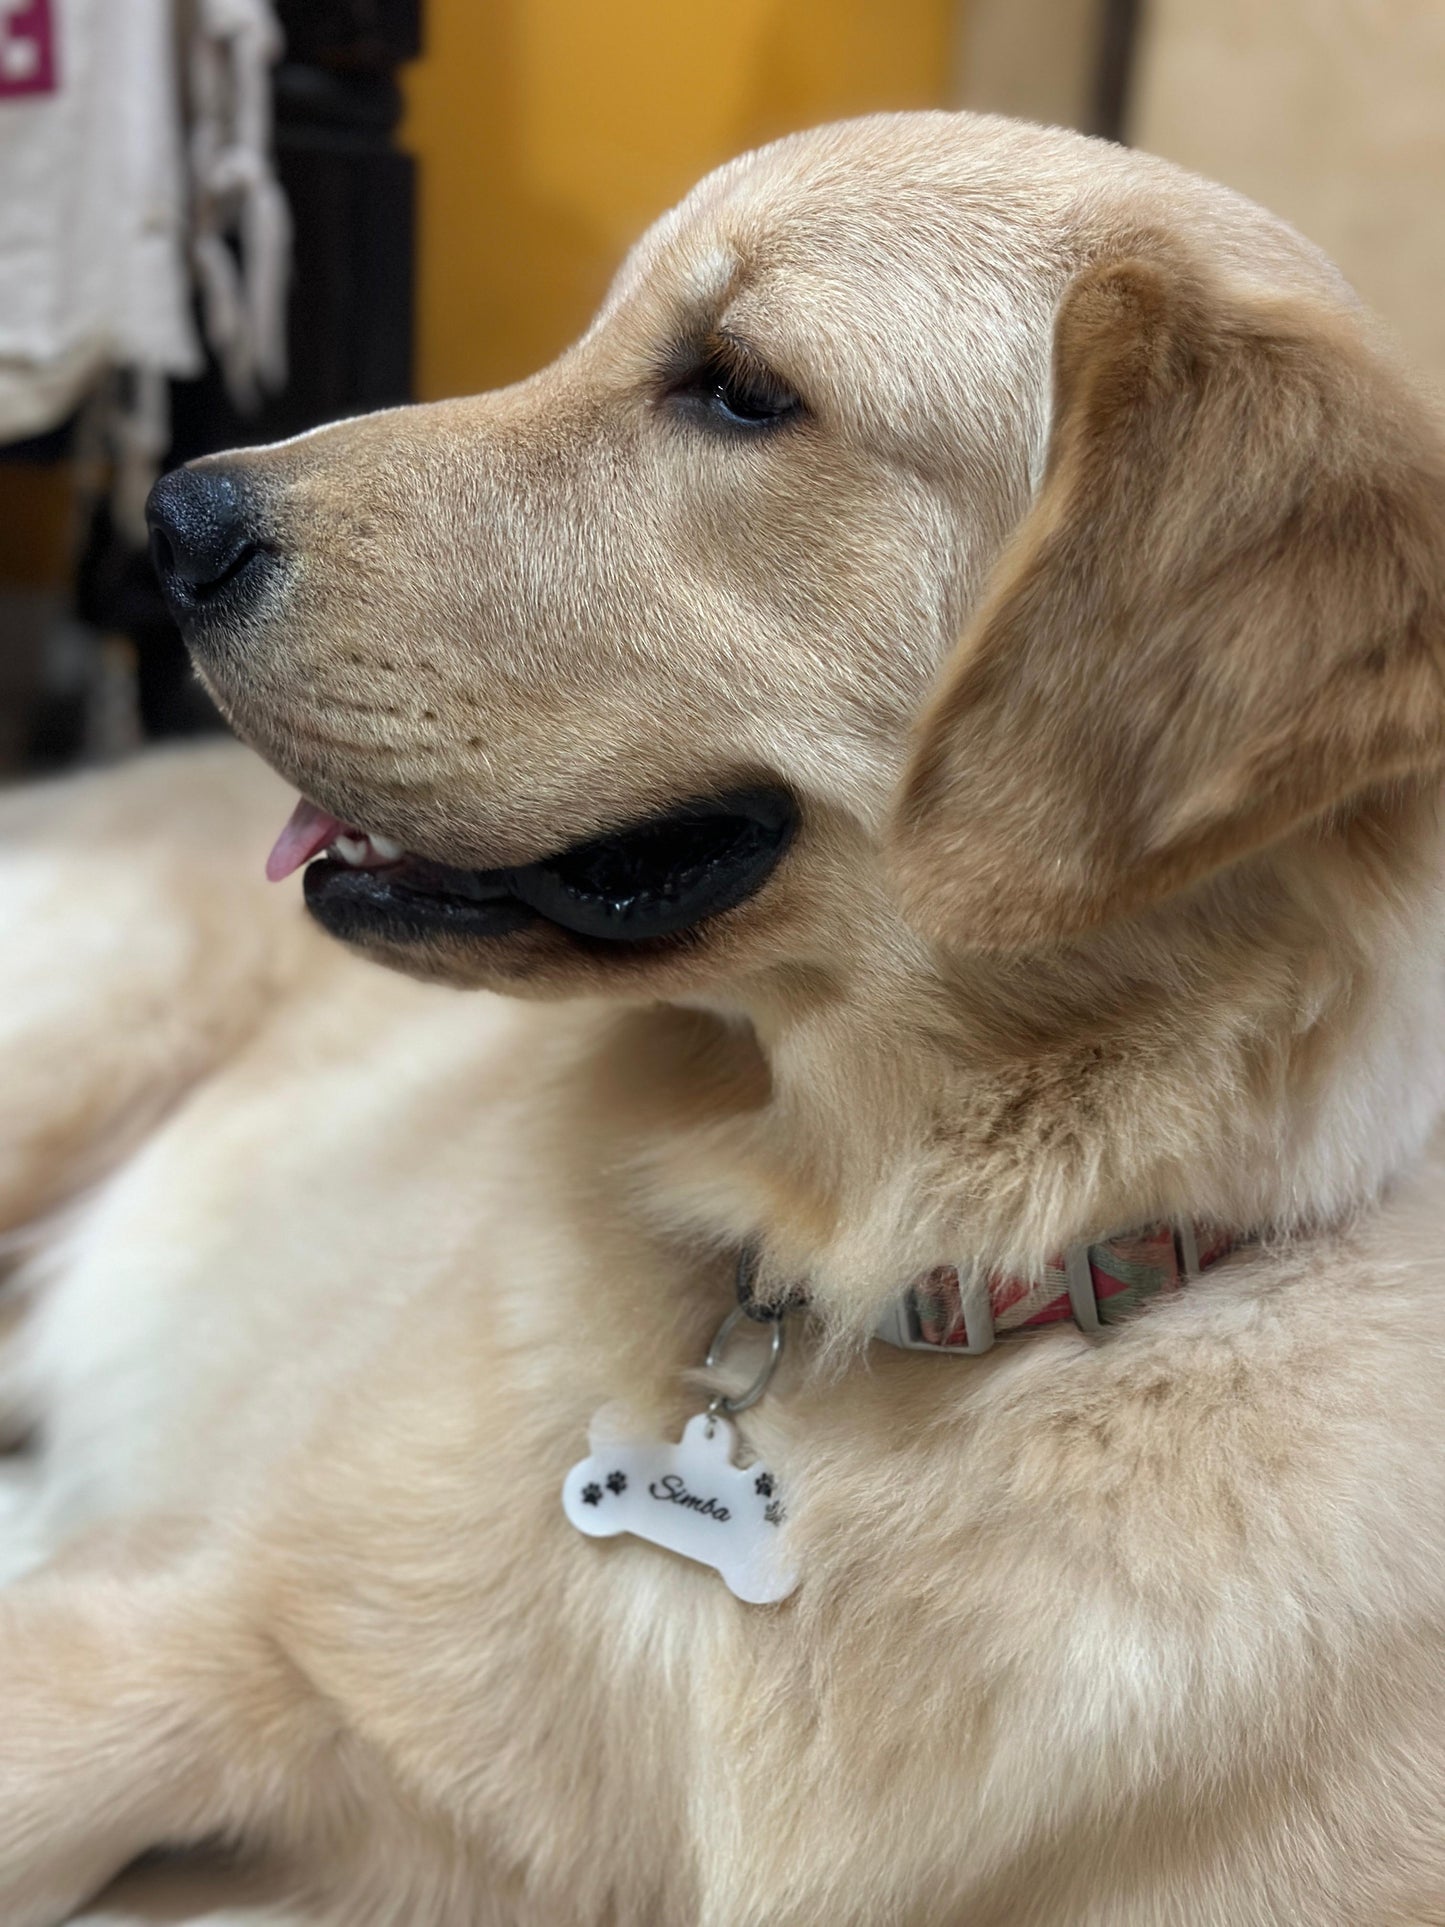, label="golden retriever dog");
[3,109,1445,1926]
